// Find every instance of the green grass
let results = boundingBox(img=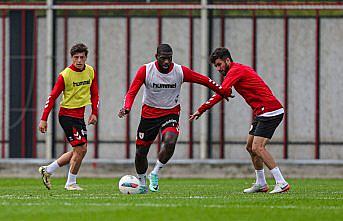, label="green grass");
[0,178,342,221]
